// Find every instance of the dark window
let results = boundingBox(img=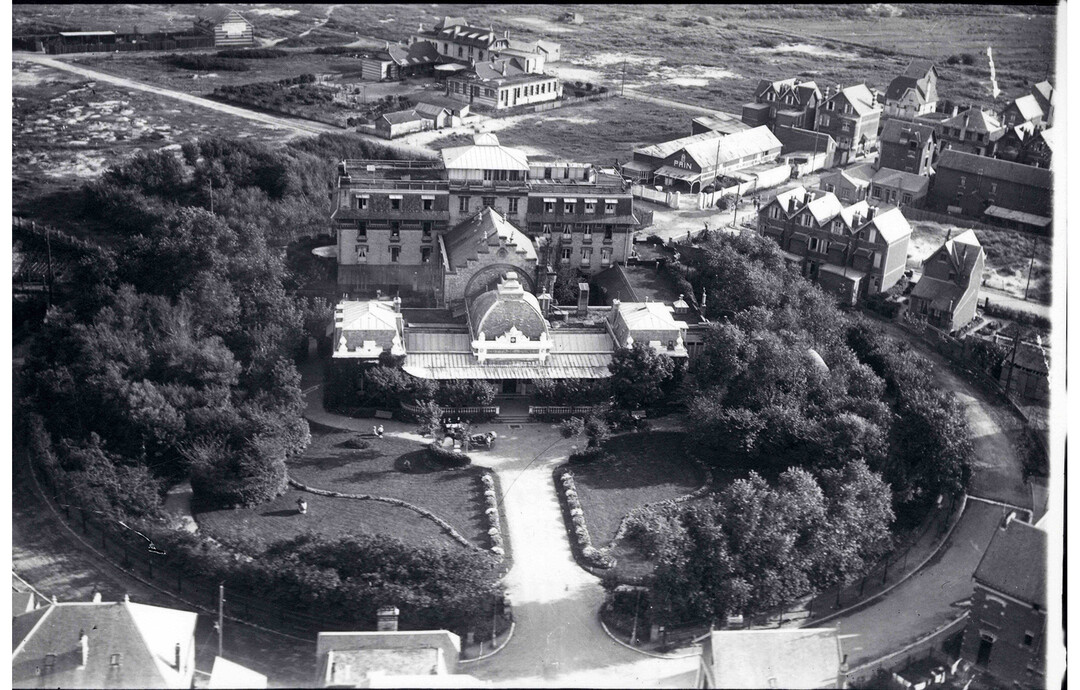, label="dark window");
[357,221,367,238]
[423,198,433,211]
[421,247,432,263]
[390,198,401,210]
[390,221,400,238]
[459,196,470,212]
[110,654,122,667]
[1023,632,1035,647]
[483,196,496,209]
[390,247,401,262]
[422,221,432,237]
